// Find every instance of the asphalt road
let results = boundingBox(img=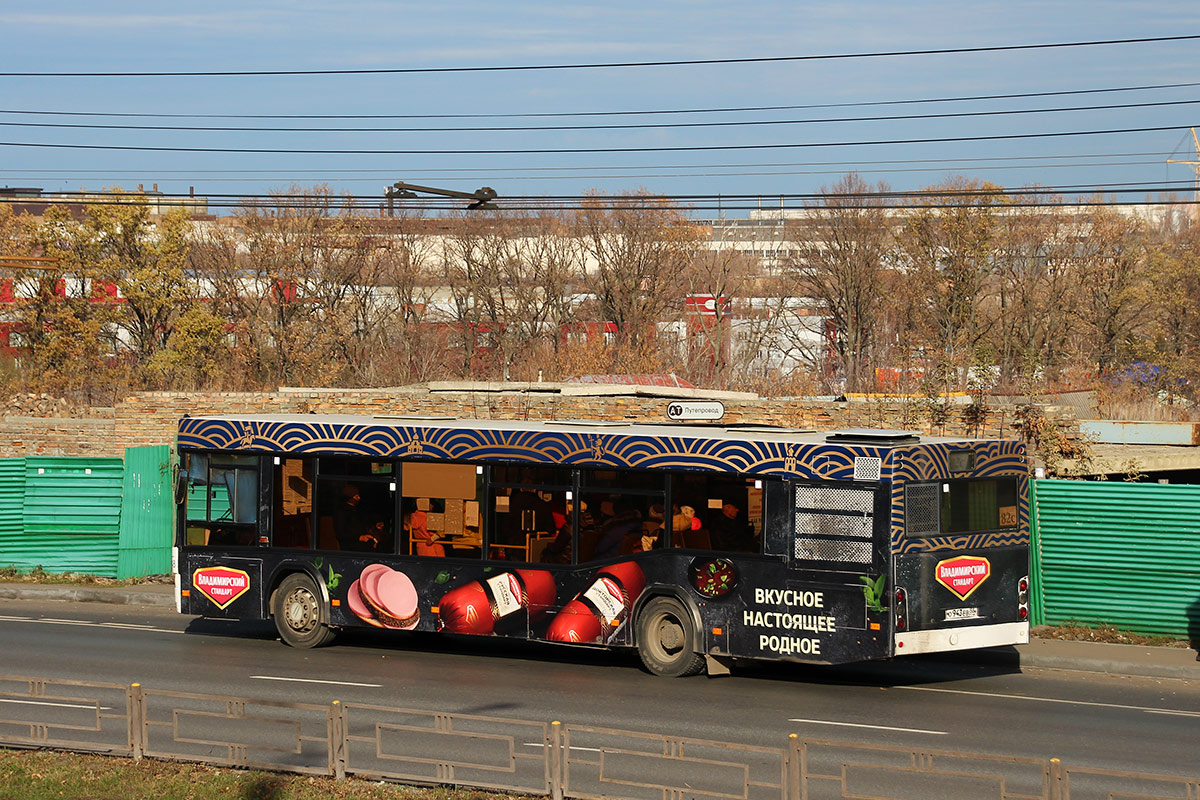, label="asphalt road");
[0,597,1196,785]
